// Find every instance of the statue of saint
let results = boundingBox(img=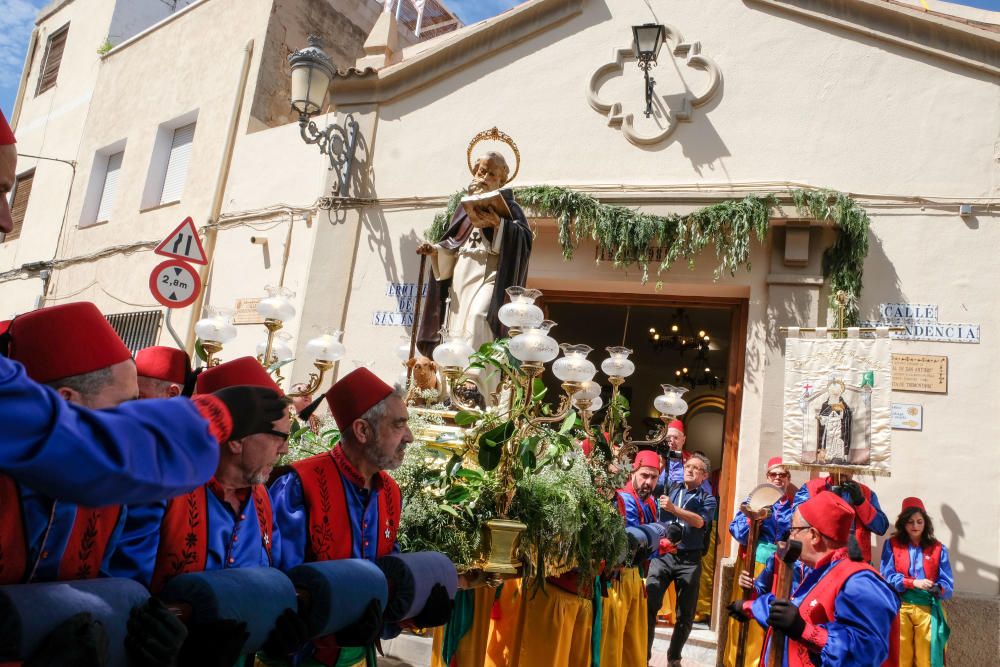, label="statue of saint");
[415,151,532,361]
[816,378,852,464]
